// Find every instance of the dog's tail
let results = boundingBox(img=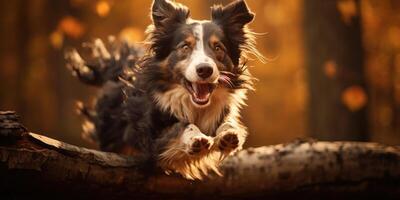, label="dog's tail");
[65,36,143,87]
[64,37,146,155]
